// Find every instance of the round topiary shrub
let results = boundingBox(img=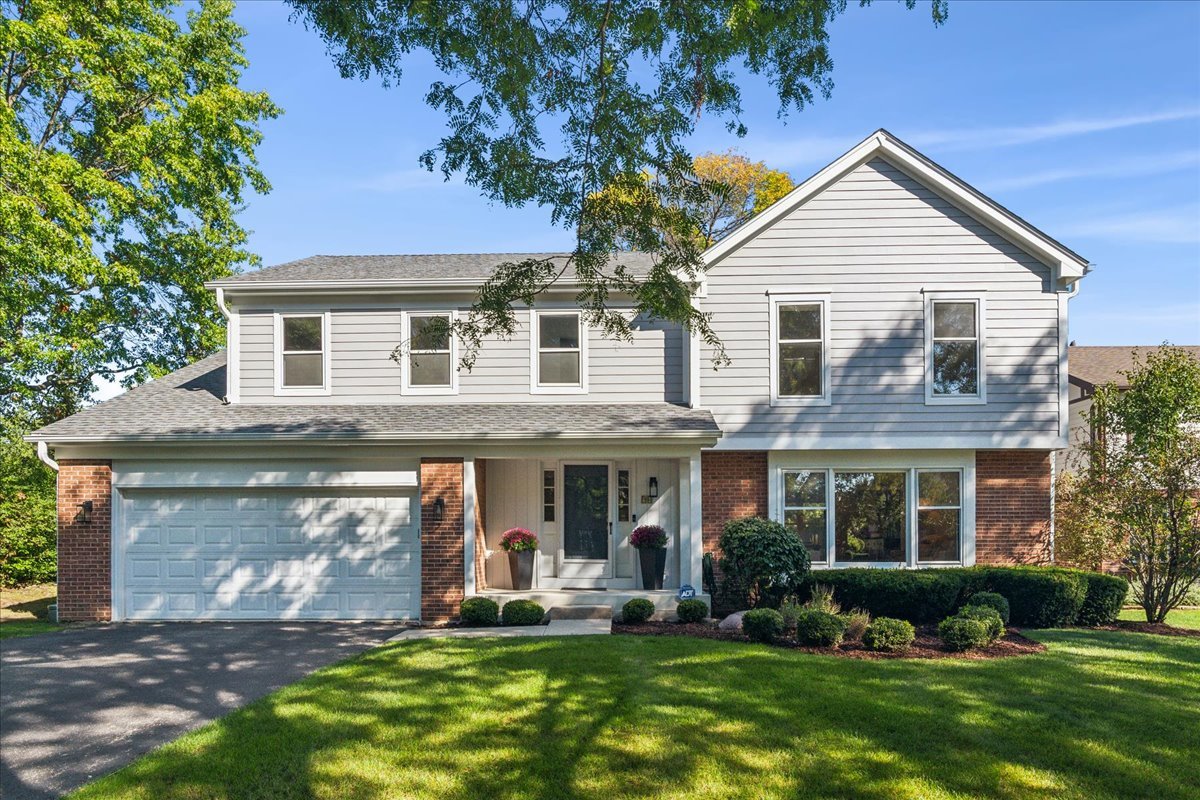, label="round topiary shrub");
[622,598,655,624]
[956,604,1004,642]
[862,617,916,653]
[502,599,545,626]
[718,517,811,608]
[676,598,709,623]
[460,597,499,626]
[794,608,848,647]
[742,608,785,643]
[964,591,1010,624]
[1075,572,1129,626]
[938,615,991,651]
